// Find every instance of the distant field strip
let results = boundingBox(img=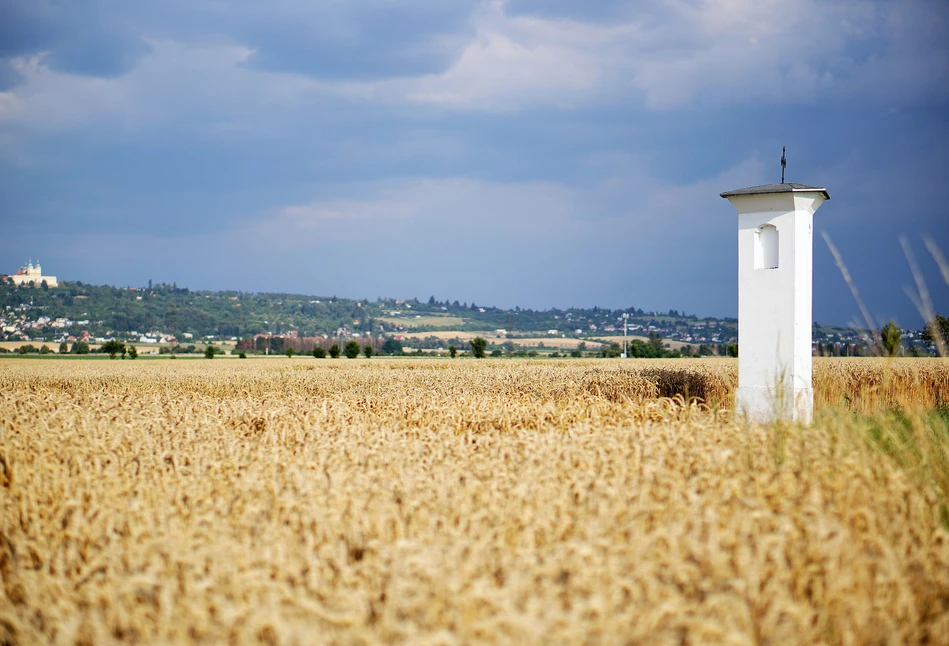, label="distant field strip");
[399,332,606,349]
[1,359,947,644]
[592,335,692,350]
[378,316,466,329]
